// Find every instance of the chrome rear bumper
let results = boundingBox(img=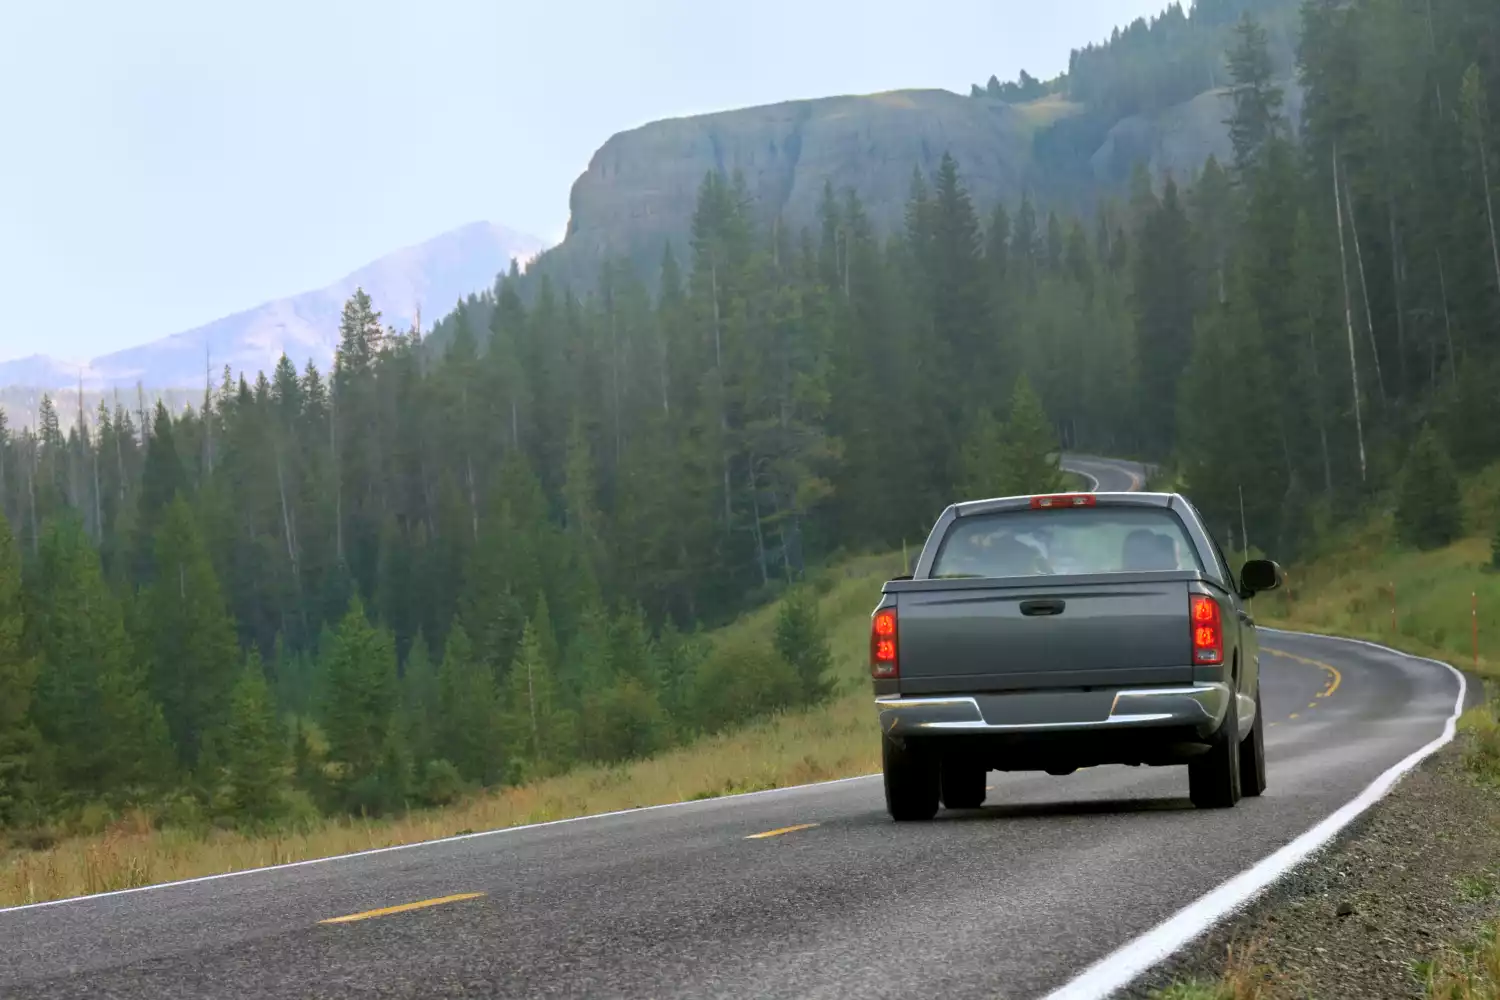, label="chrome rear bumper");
[875,682,1233,738]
